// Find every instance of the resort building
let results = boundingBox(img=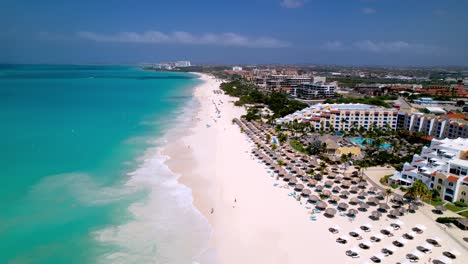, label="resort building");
[295,82,336,99]
[396,112,468,139]
[174,61,191,67]
[390,138,468,203]
[355,83,389,96]
[276,103,398,131]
